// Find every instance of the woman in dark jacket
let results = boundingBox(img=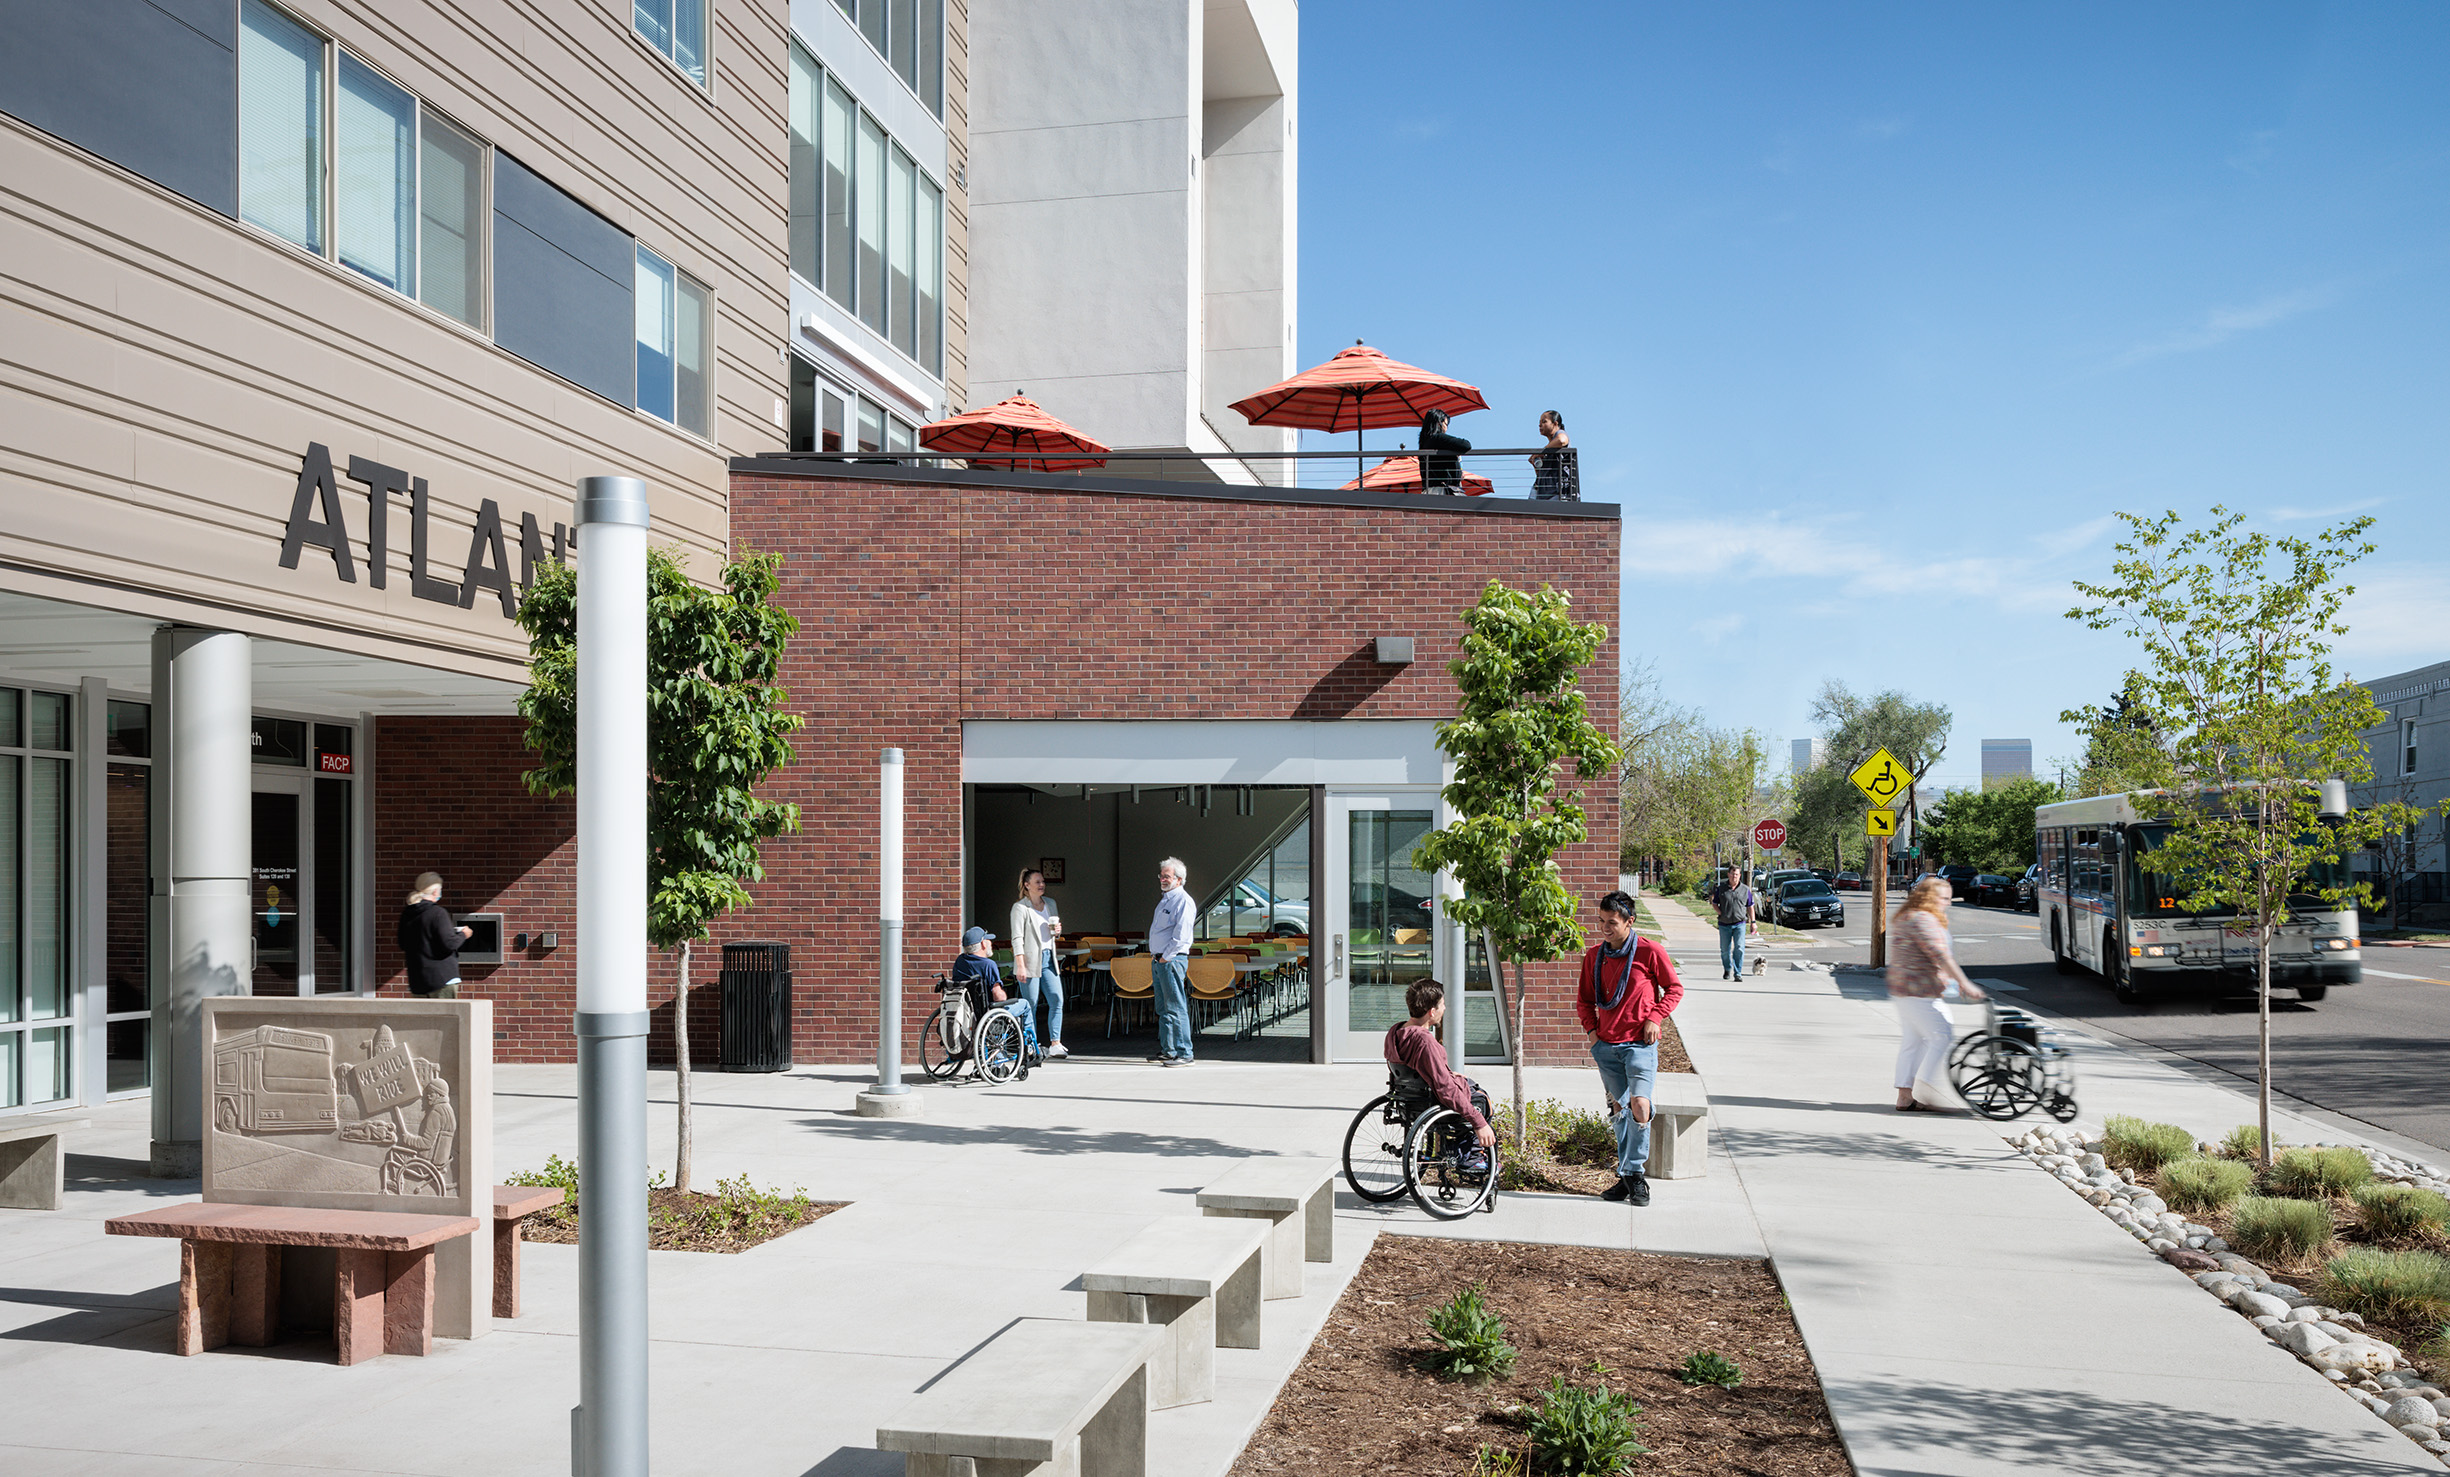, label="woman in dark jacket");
[397,871,471,998]
[1417,409,1472,494]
